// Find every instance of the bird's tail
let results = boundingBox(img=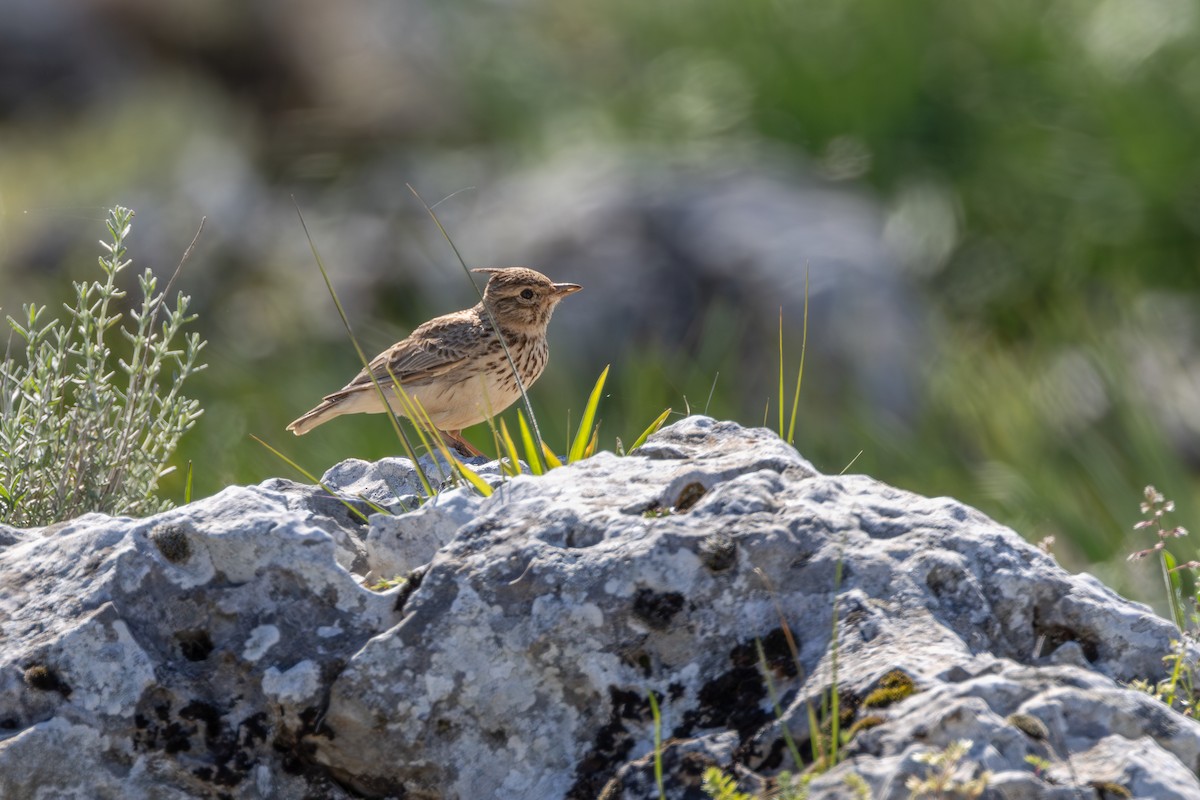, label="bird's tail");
[286,401,341,435]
